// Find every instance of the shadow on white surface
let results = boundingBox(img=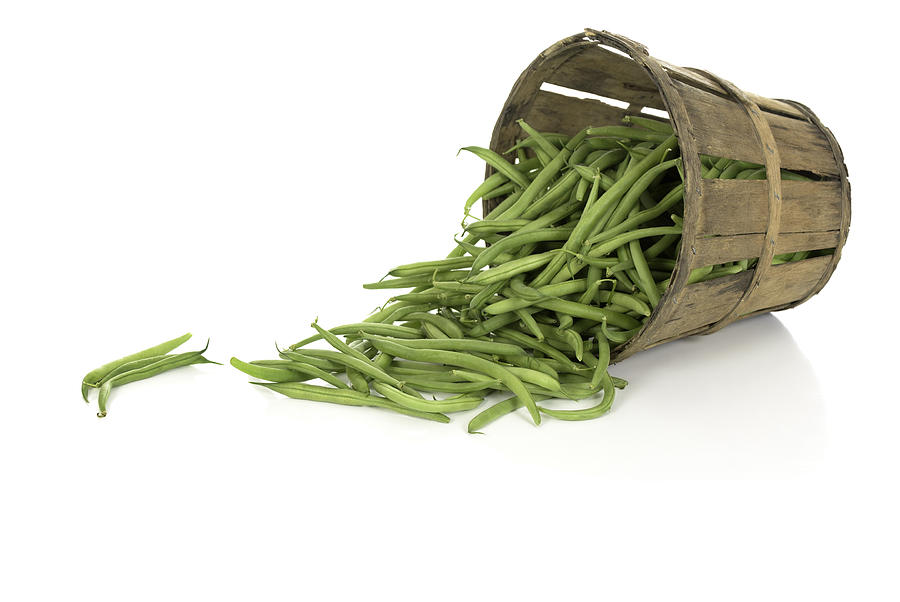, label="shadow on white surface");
[476,313,827,478]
